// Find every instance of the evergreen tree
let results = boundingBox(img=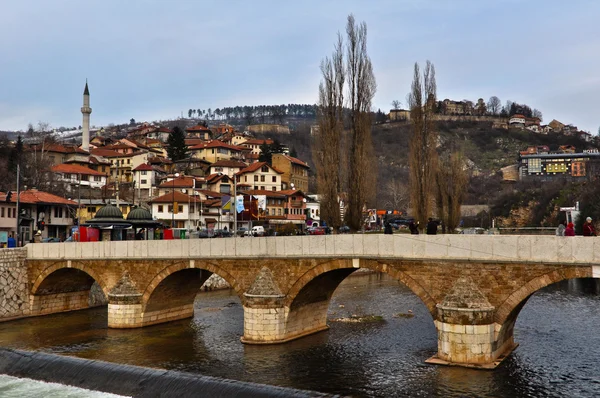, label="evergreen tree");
[167,127,188,161]
[258,142,273,163]
[8,135,23,173]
